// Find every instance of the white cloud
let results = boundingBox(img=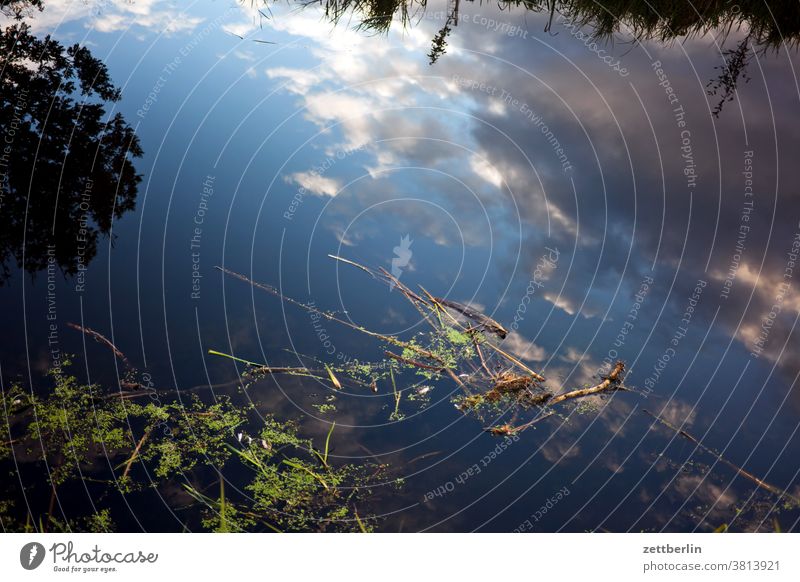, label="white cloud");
[470,154,505,188]
[285,171,341,197]
[14,0,205,36]
[266,67,326,94]
[544,292,578,316]
[502,331,547,362]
